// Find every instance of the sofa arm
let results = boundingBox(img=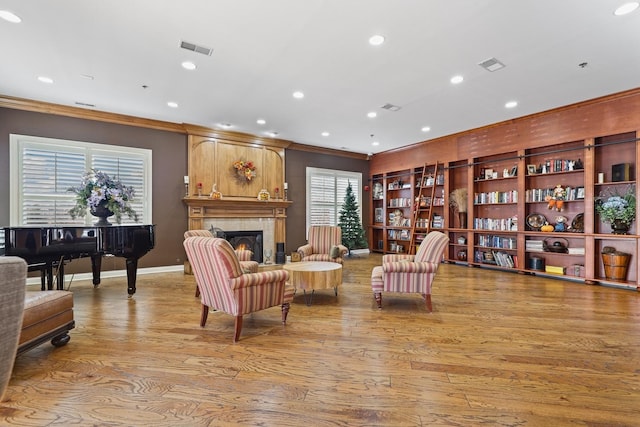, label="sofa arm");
[230,270,289,289]
[297,244,313,258]
[382,261,439,274]
[382,254,415,263]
